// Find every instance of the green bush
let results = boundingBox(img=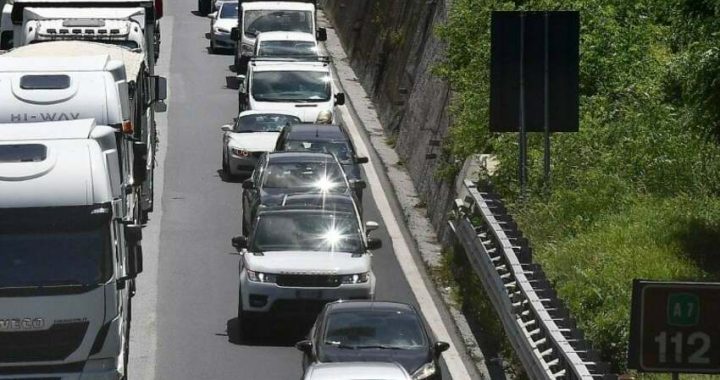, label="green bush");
[435,0,720,372]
